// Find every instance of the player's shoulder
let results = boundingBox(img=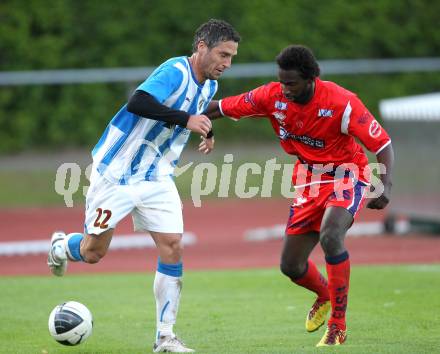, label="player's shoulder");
[263,81,282,93]
[255,82,283,99]
[149,56,188,83]
[318,78,359,106]
[157,56,188,73]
